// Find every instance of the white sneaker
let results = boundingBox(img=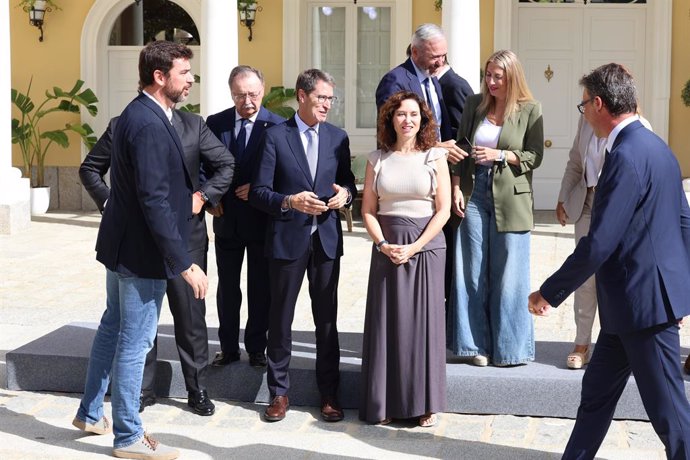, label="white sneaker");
[112,433,179,460]
[472,355,489,367]
[72,416,112,435]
